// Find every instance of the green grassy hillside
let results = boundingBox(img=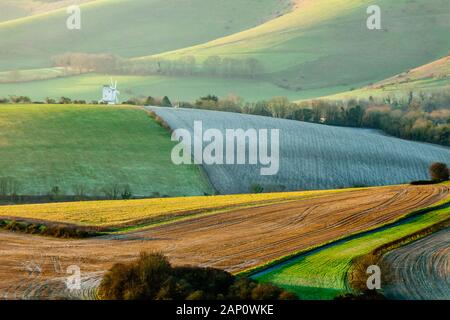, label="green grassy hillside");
[0,0,289,71]
[315,55,450,101]
[151,0,450,93]
[0,1,27,22]
[0,104,214,197]
[1,0,448,102]
[0,1,97,22]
